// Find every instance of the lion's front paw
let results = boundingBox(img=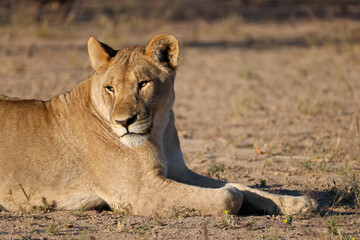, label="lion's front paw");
[277,196,318,215]
[213,187,243,215]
